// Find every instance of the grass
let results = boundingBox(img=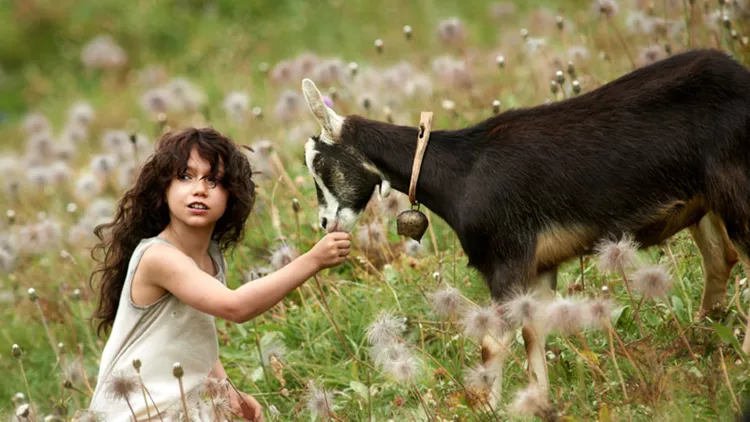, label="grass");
[1,0,750,420]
